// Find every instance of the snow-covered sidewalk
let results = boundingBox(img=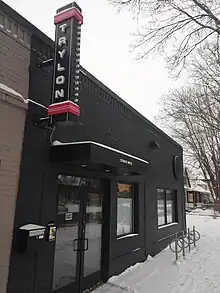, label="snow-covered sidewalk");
[93,215,220,293]
[187,208,220,217]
